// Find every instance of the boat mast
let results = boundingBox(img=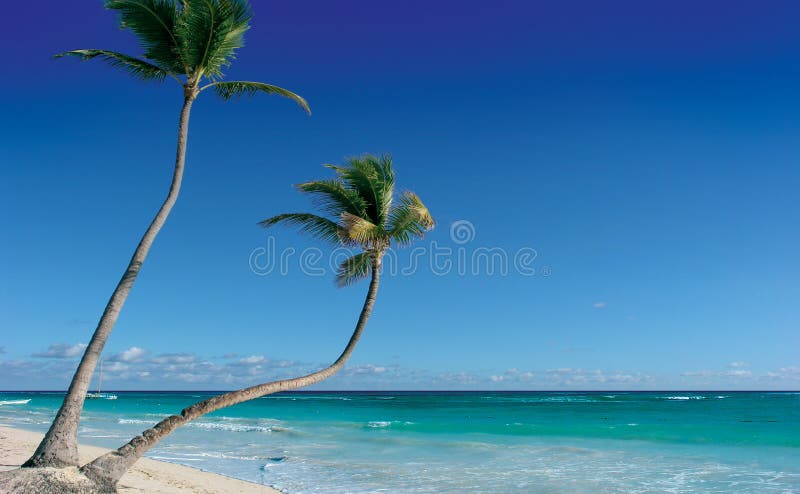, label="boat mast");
[98,358,103,394]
